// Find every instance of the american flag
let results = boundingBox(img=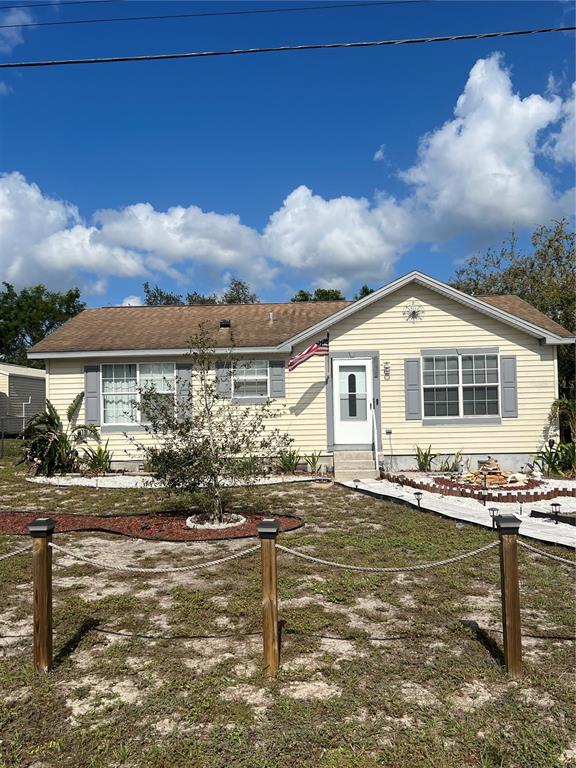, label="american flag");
[288,337,329,371]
